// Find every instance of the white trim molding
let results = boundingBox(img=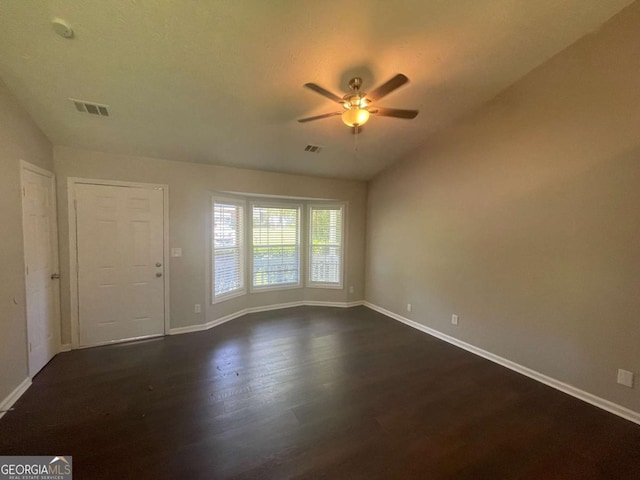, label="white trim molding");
[364,302,640,426]
[305,300,363,308]
[20,161,62,378]
[169,300,364,335]
[306,203,346,289]
[211,195,247,304]
[0,378,31,420]
[66,177,170,349]
[249,201,303,293]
